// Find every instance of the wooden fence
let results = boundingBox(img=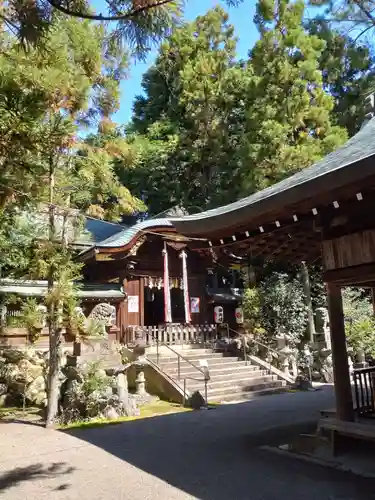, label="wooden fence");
[353,366,375,417]
[123,324,218,346]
